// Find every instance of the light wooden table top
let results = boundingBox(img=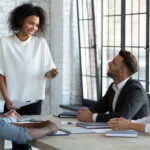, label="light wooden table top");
[27,115,150,150]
